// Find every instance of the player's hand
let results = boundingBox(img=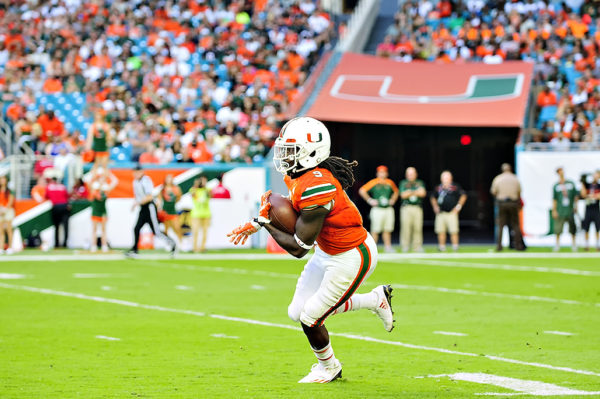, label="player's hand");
[258,190,272,223]
[552,210,558,219]
[227,191,273,245]
[368,198,378,207]
[433,206,440,214]
[227,221,261,245]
